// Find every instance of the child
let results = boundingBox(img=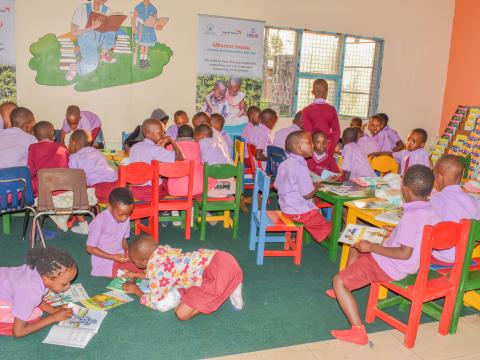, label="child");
[27,121,69,195]
[0,247,76,337]
[272,111,302,150]
[356,127,379,156]
[252,108,278,165]
[200,81,229,117]
[369,114,403,153]
[307,131,340,178]
[122,234,244,320]
[211,112,232,151]
[0,102,17,130]
[349,117,363,129]
[0,107,37,169]
[302,79,341,154]
[61,105,103,149]
[275,130,332,242]
[86,188,142,277]
[133,0,163,68]
[166,110,189,140]
[329,165,439,345]
[192,112,230,155]
[341,127,376,180]
[241,106,261,144]
[123,108,169,150]
[377,112,404,152]
[225,77,245,118]
[430,155,480,265]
